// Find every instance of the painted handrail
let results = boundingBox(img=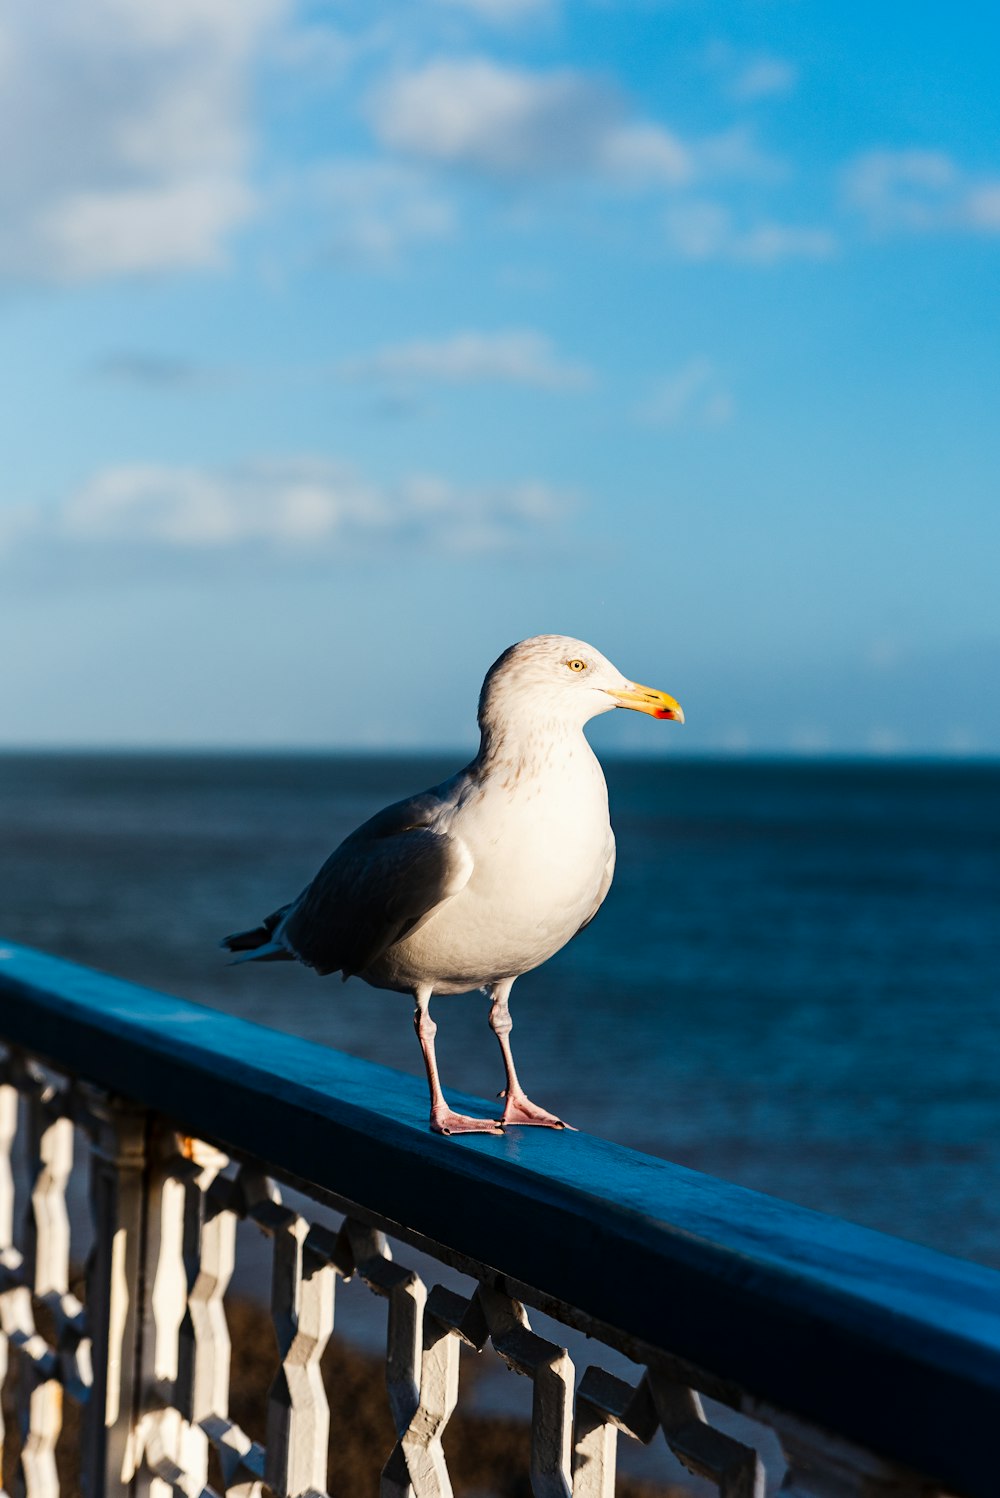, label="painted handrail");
[1,938,997,1496]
